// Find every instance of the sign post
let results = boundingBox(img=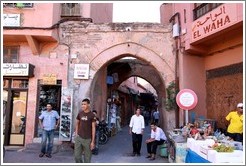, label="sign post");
[176,89,198,125]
